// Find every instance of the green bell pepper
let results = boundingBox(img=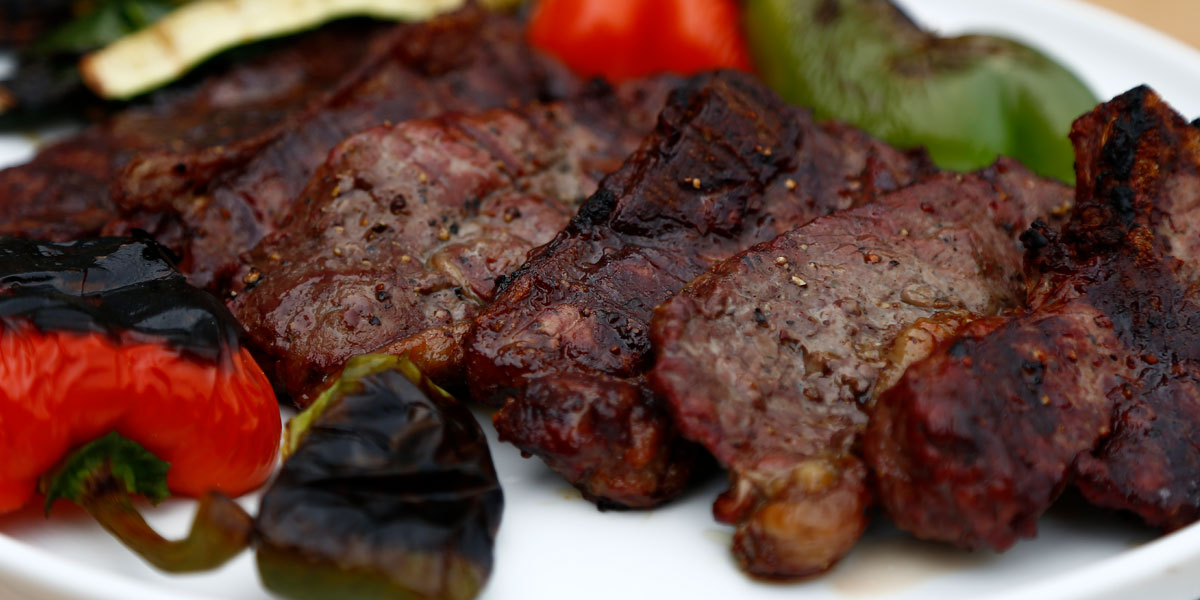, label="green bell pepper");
[744,0,1097,182]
